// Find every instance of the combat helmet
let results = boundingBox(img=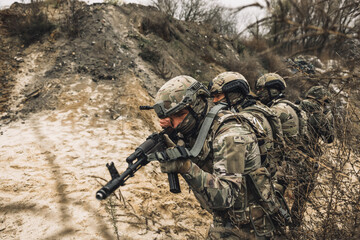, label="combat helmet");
[255,73,286,91]
[154,75,210,134]
[255,73,286,106]
[305,86,330,103]
[209,72,250,96]
[208,72,250,109]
